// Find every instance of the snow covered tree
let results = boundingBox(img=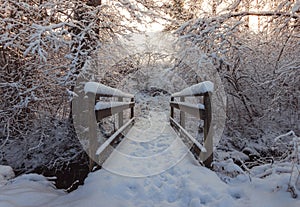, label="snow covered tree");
[159,1,299,172]
[0,0,153,186]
